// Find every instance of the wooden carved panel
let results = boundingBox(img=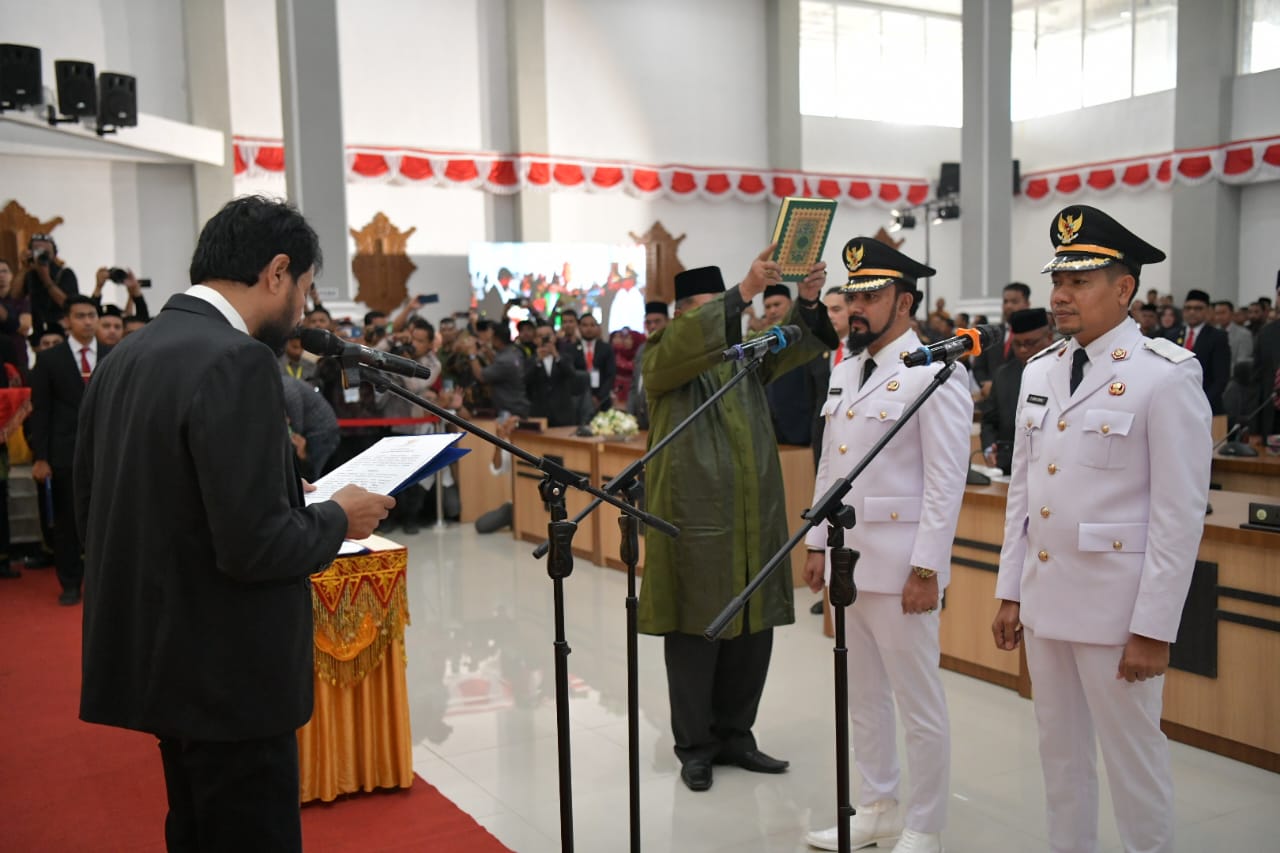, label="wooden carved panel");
[872,227,904,249]
[0,200,64,270]
[628,221,686,306]
[350,213,417,314]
